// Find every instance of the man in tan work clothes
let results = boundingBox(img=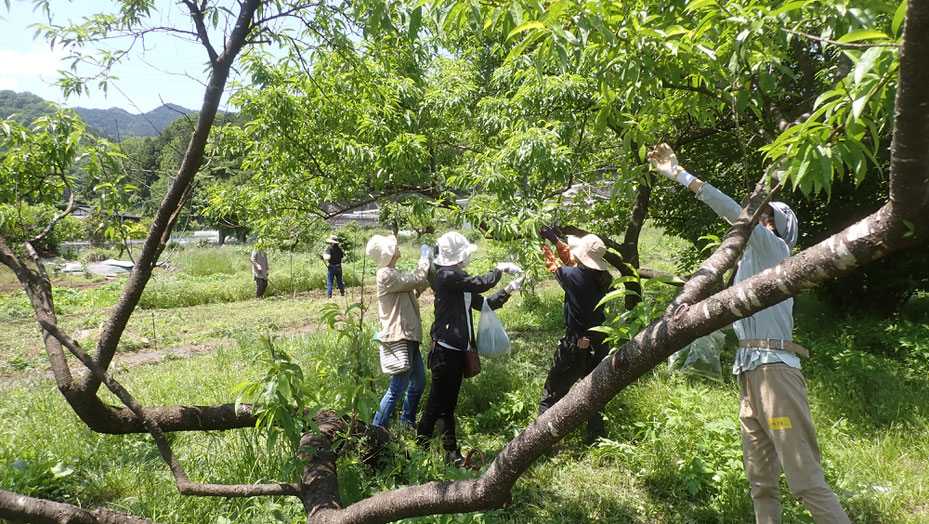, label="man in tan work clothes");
[648,144,850,523]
